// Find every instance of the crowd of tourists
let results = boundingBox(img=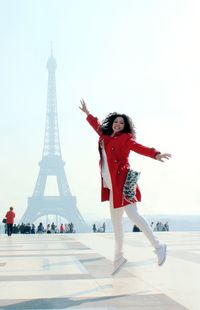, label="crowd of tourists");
[92,222,106,233]
[151,221,169,232]
[1,206,76,236]
[2,222,76,234]
[2,221,75,235]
